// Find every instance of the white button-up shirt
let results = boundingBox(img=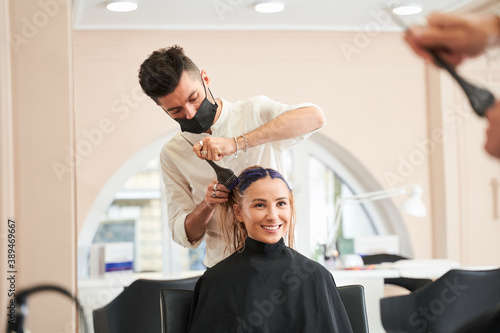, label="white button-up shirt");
[161,95,322,267]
